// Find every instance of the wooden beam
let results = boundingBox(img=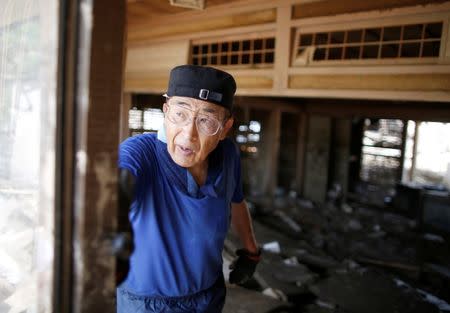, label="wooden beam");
[292,0,449,19]
[289,74,450,91]
[128,8,276,44]
[303,100,450,121]
[125,73,273,92]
